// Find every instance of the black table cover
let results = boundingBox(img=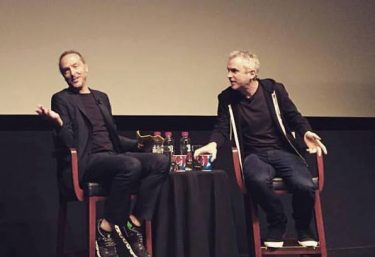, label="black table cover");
[152,170,239,257]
